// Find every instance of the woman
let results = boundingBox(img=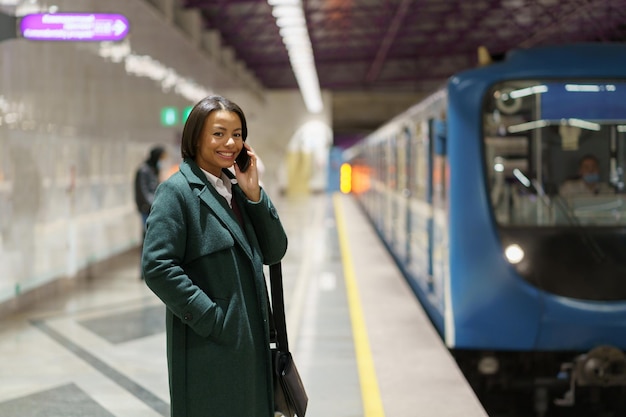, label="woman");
[142,95,288,417]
